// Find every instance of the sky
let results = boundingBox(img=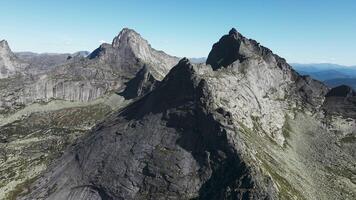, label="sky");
[0,0,355,65]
